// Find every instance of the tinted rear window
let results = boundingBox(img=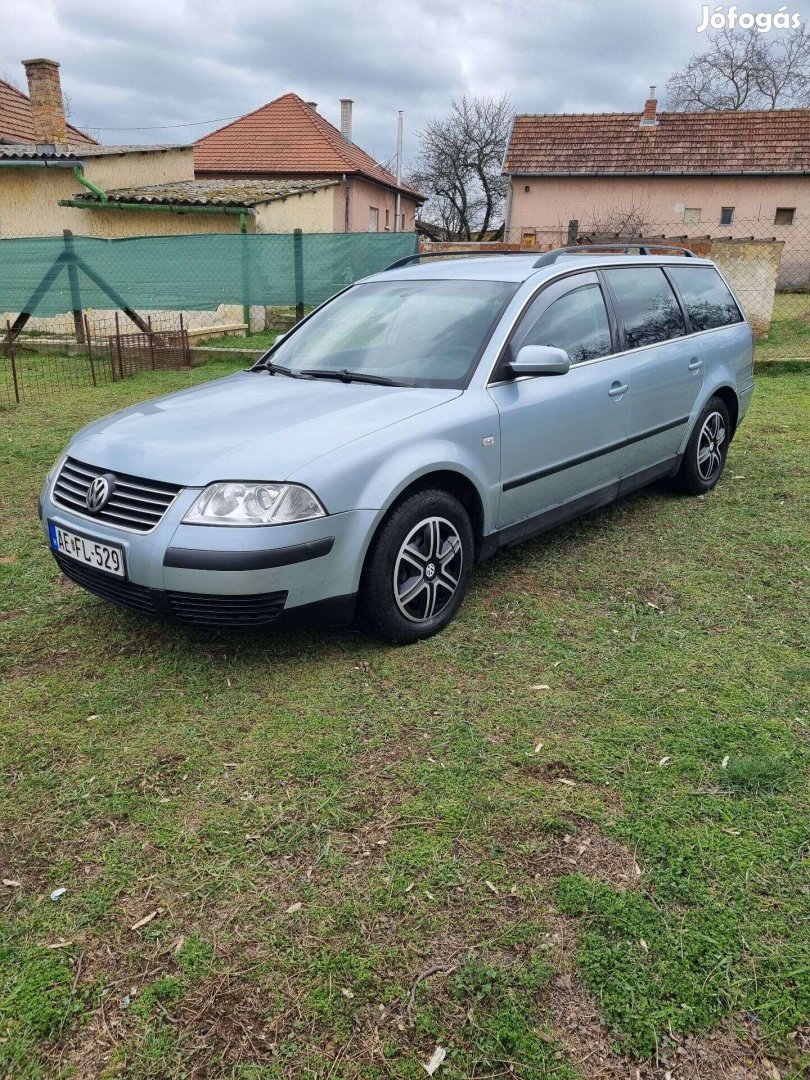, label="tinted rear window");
[604,267,685,349]
[668,266,743,331]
